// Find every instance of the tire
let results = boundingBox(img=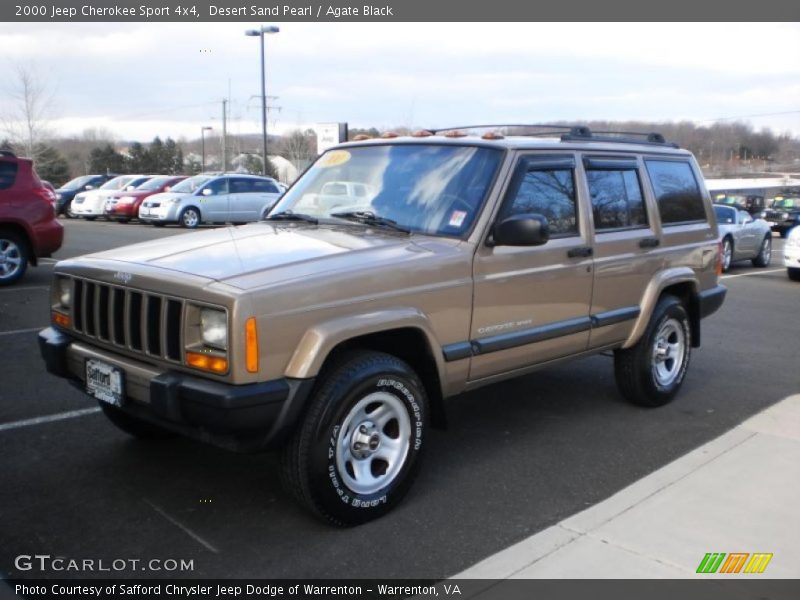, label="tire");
[788,268,800,282]
[280,351,428,526]
[614,295,691,407]
[0,230,29,286]
[721,237,733,272]
[152,222,165,228]
[751,235,772,268]
[179,207,200,229]
[117,219,130,224]
[84,216,97,222]
[64,201,76,218]
[780,230,788,239]
[99,403,176,440]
